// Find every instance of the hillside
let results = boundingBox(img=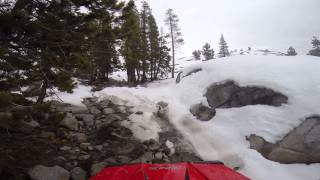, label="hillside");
[59,55,320,180]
